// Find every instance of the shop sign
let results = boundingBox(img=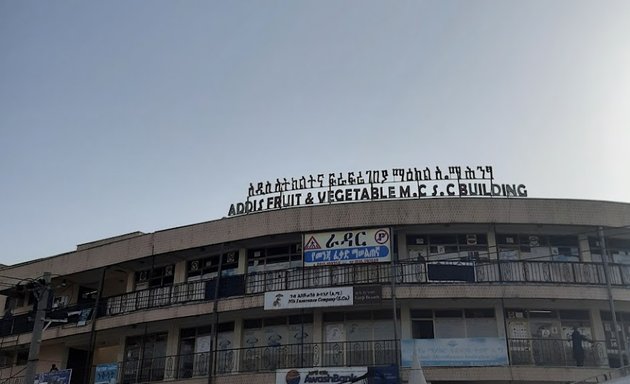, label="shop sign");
[228,165,528,216]
[35,369,72,384]
[264,287,353,310]
[401,338,509,367]
[95,363,118,384]
[303,228,391,267]
[353,285,382,305]
[276,367,368,384]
